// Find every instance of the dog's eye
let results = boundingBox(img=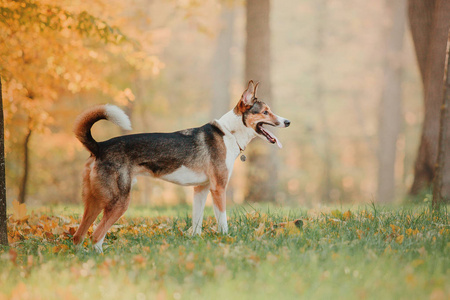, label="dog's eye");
[263,111,269,115]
